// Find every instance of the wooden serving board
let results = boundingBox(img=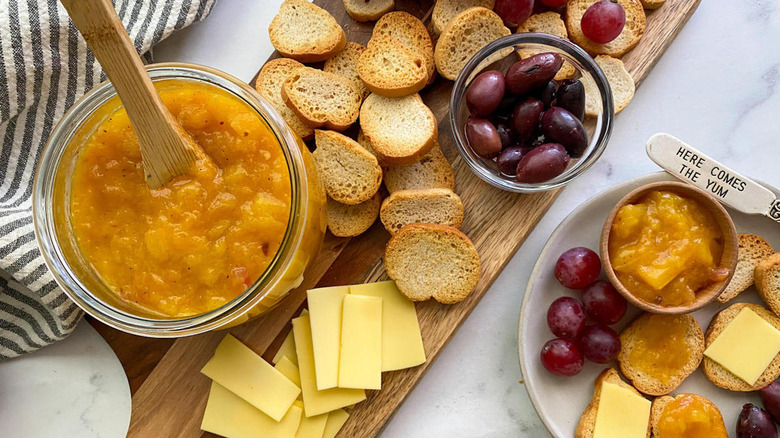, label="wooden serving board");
[88,0,702,436]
